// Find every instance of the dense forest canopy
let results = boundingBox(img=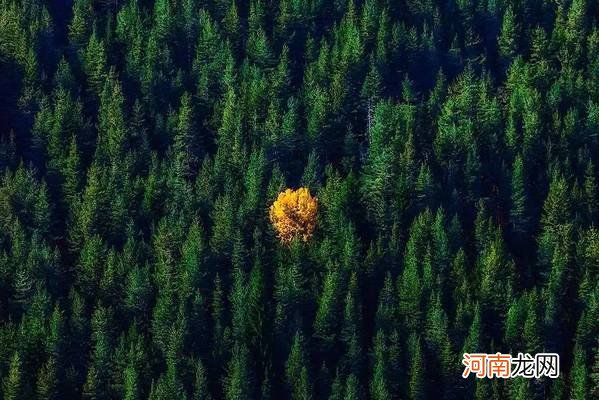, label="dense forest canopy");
[0,0,599,398]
